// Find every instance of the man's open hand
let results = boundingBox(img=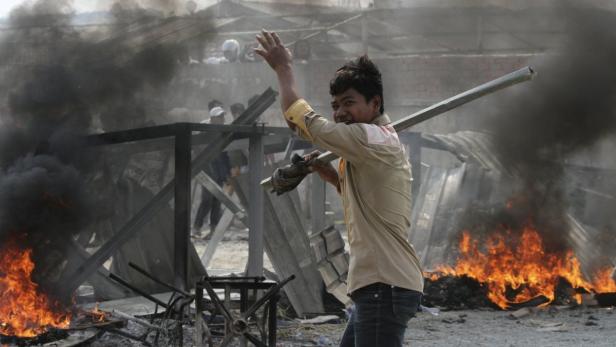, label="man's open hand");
[255,30,293,72]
